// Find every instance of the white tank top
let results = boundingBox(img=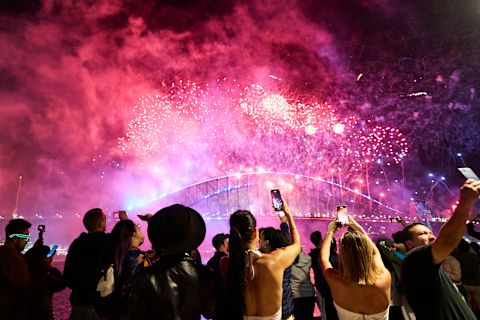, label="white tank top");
[333,301,389,320]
